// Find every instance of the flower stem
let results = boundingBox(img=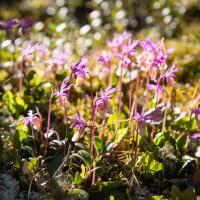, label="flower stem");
[19,59,25,97]
[129,126,139,189]
[45,90,54,153]
[89,73,96,185]
[117,64,123,131]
